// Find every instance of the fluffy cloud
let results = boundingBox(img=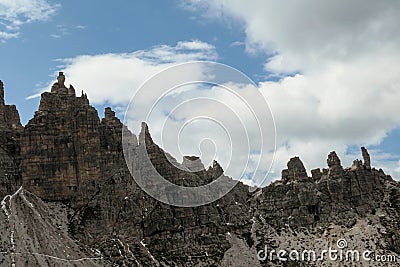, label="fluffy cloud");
[0,0,59,41]
[27,40,218,104]
[183,0,400,73]
[182,0,400,181]
[0,31,18,40]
